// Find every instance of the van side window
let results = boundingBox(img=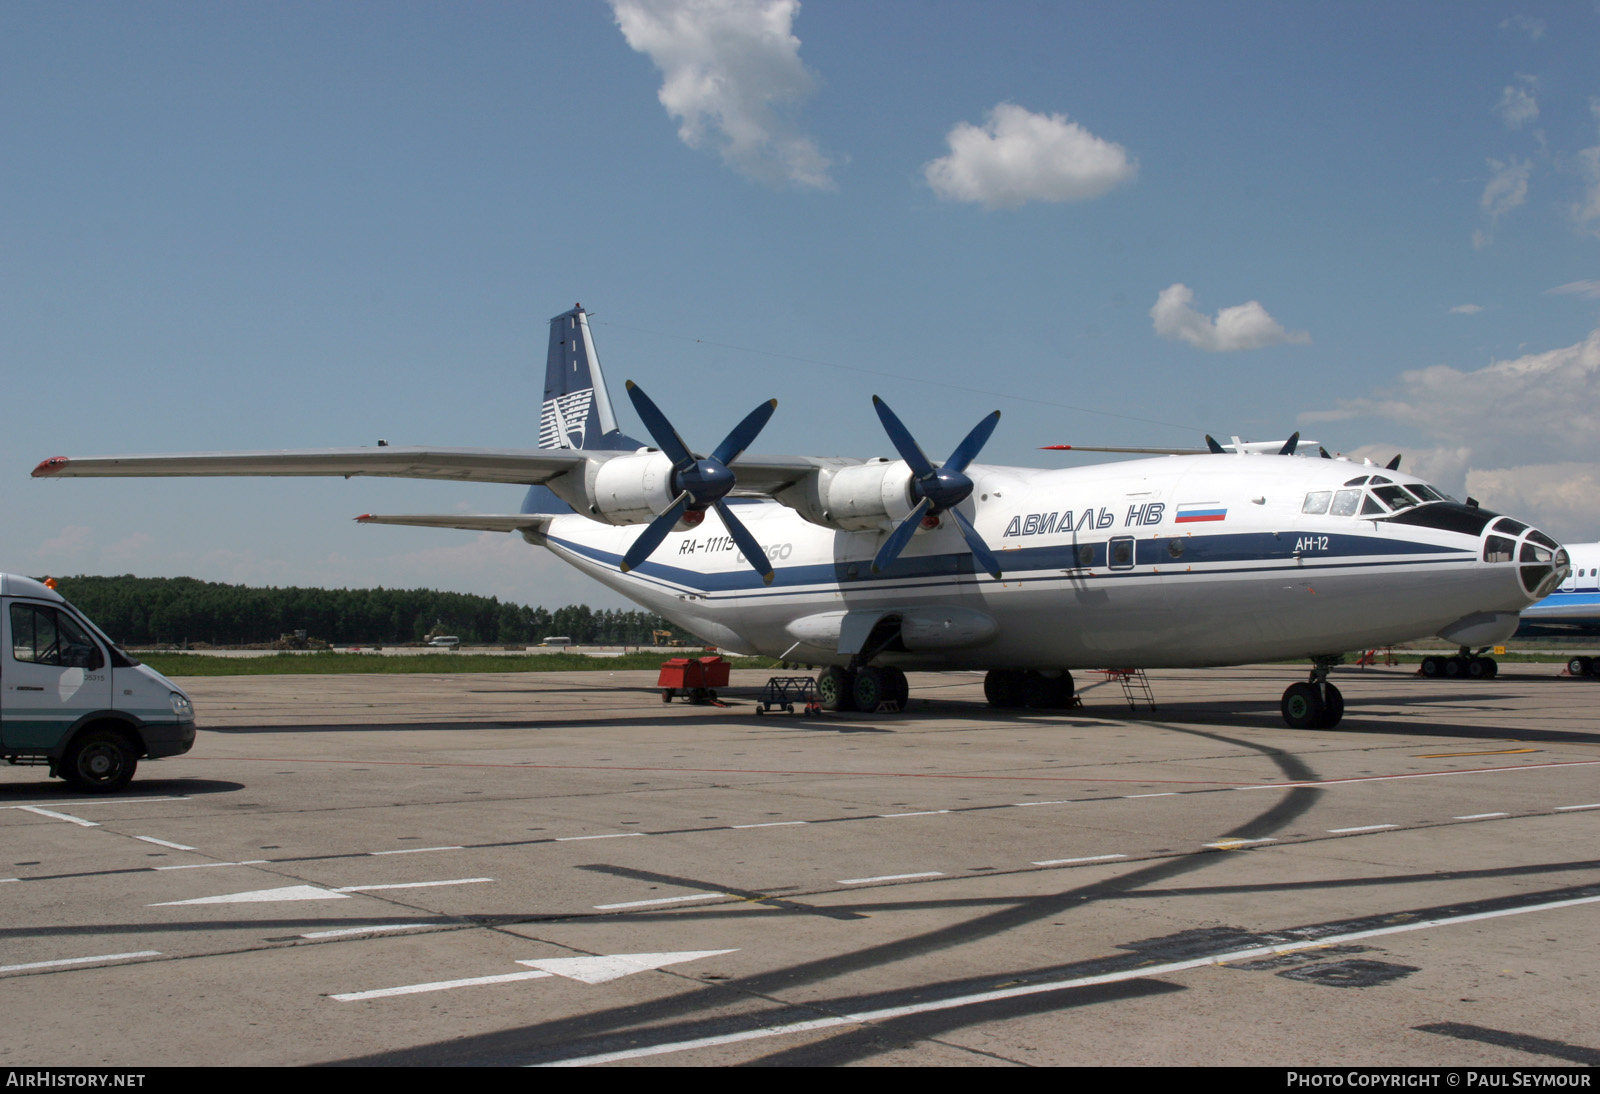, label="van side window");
[9,604,102,670]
